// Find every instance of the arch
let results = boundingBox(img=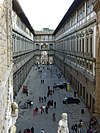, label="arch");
[49,43,53,49]
[36,44,40,50]
[41,43,48,50]
[41,51,48,64]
